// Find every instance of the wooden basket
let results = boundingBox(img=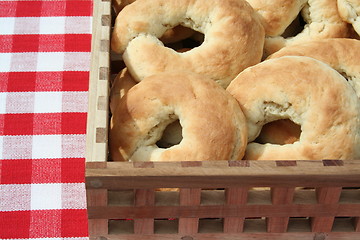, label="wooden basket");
[86,1,360,239]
